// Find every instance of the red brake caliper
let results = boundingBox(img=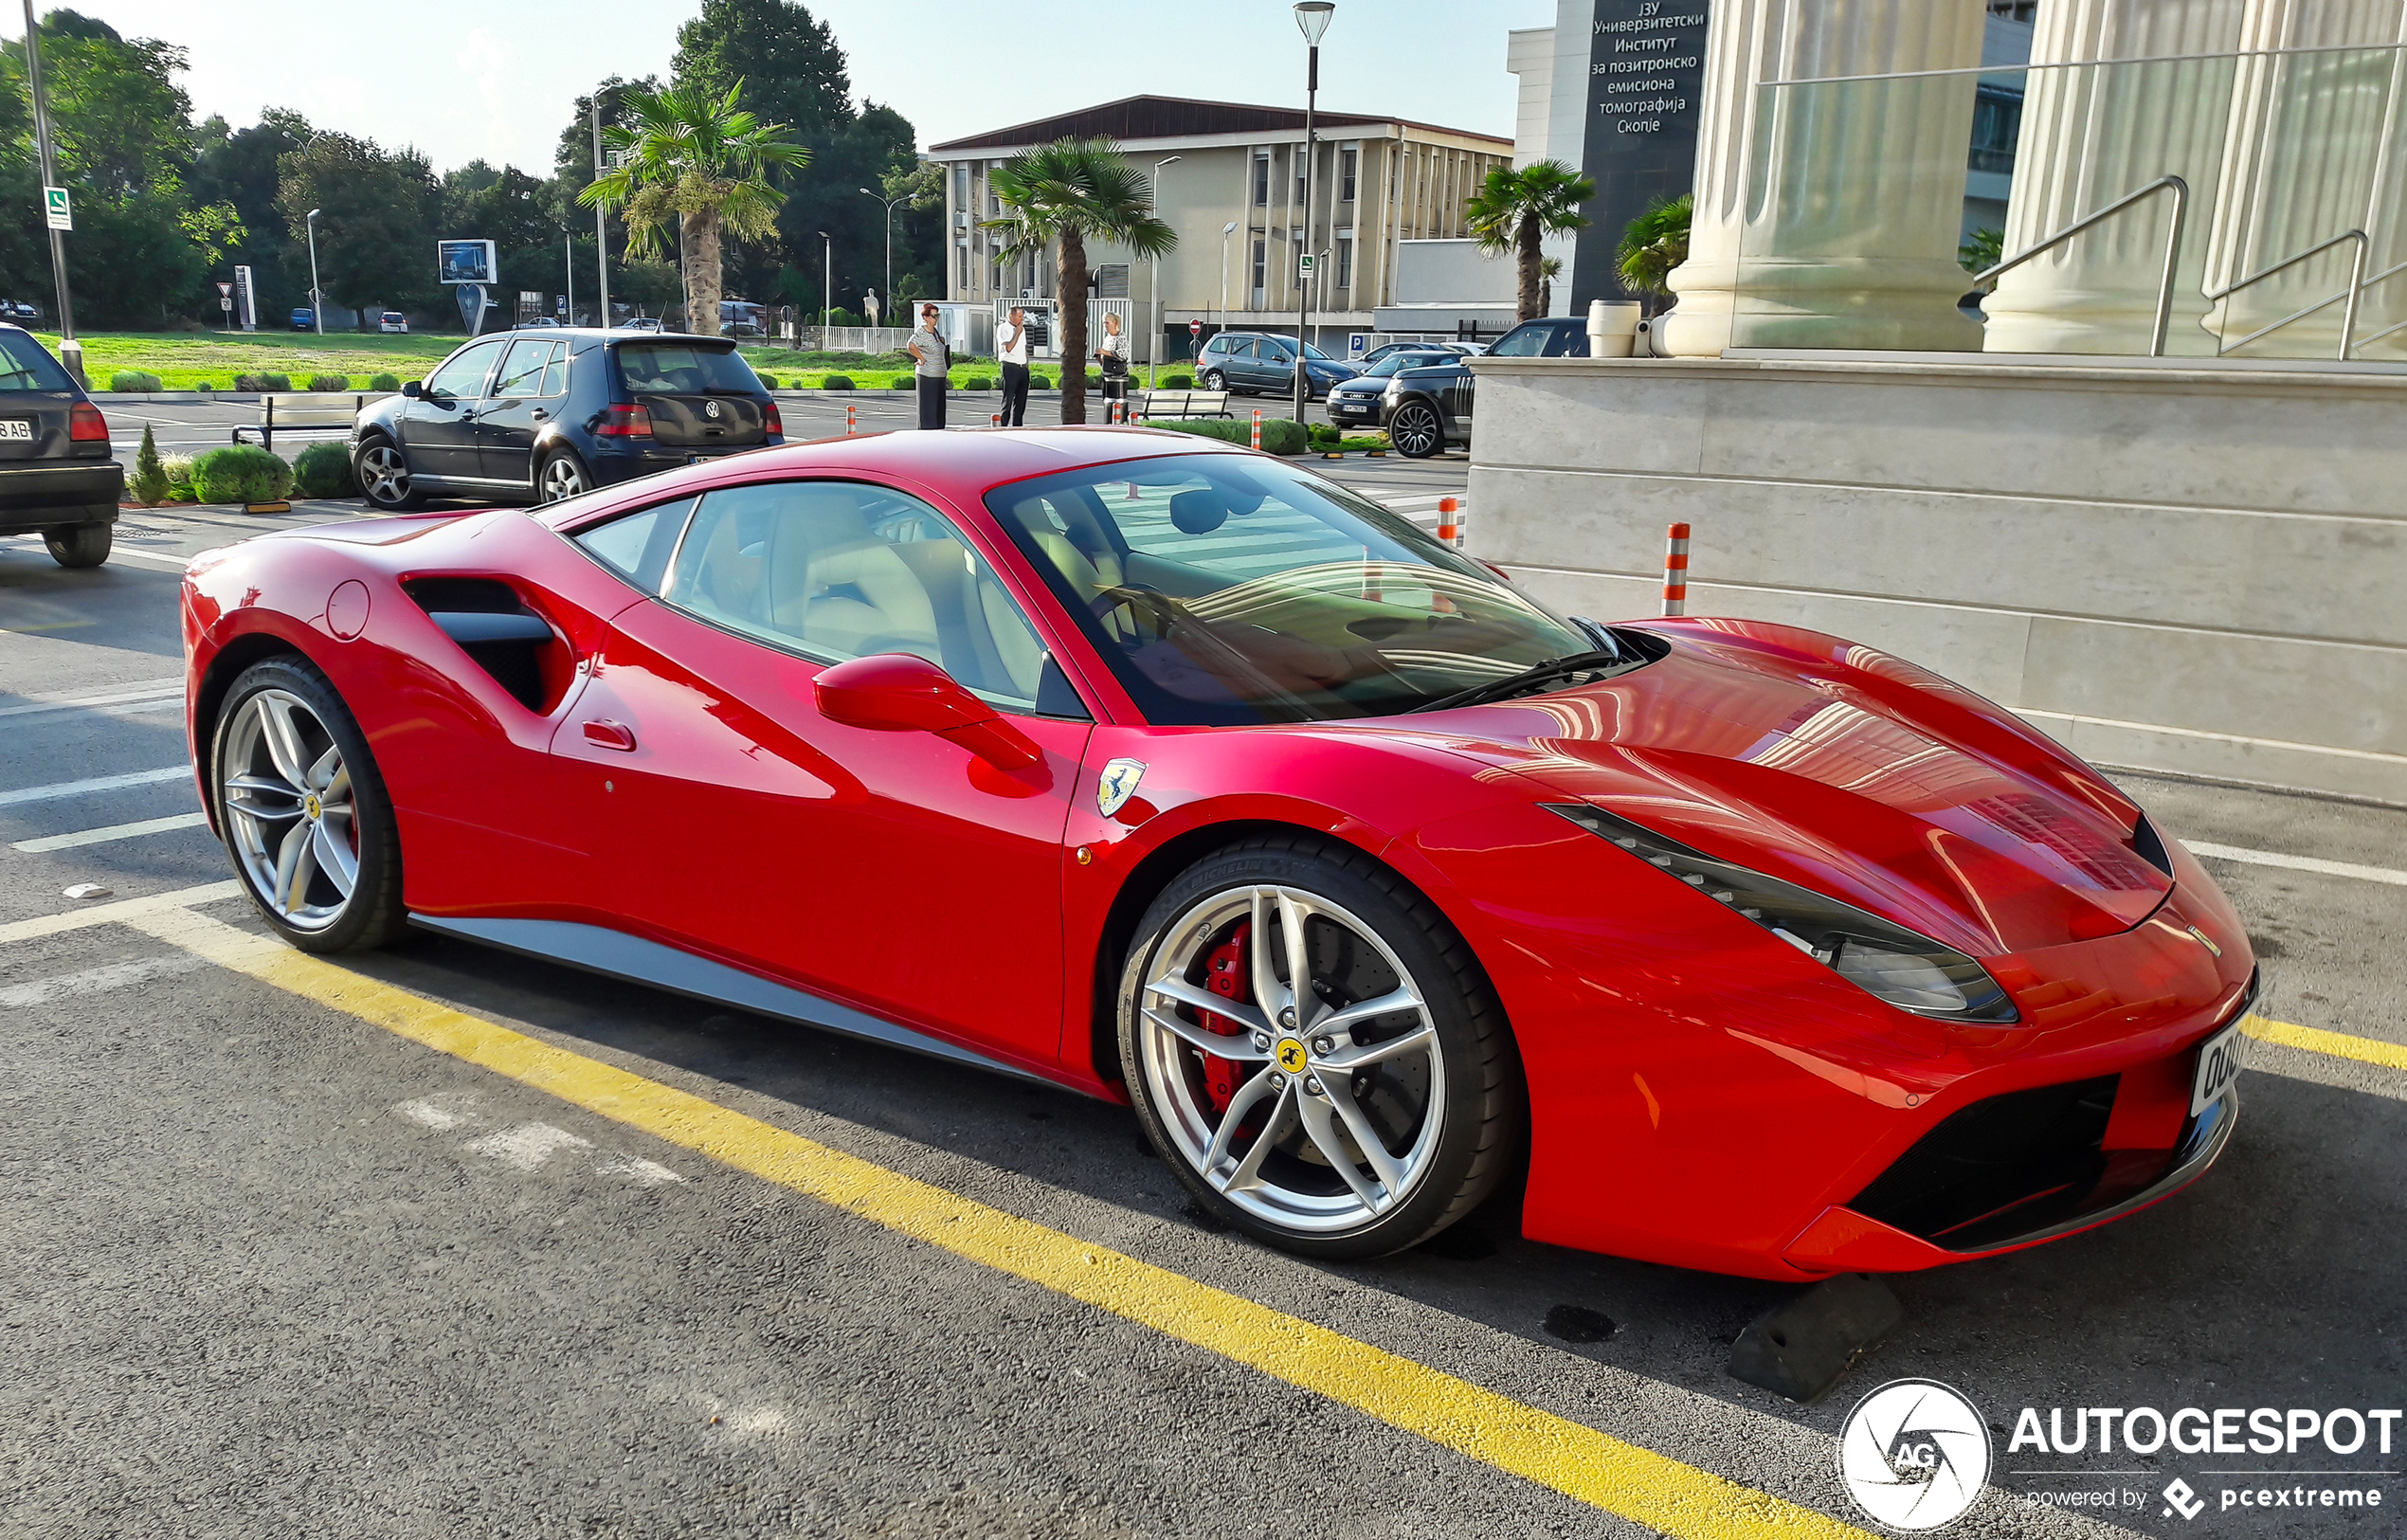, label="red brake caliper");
[1196,919,1254,1113]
